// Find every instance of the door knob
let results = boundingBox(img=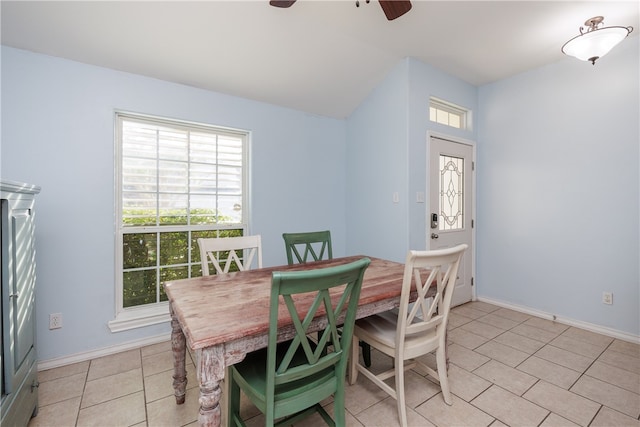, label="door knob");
[431,233,439,239]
